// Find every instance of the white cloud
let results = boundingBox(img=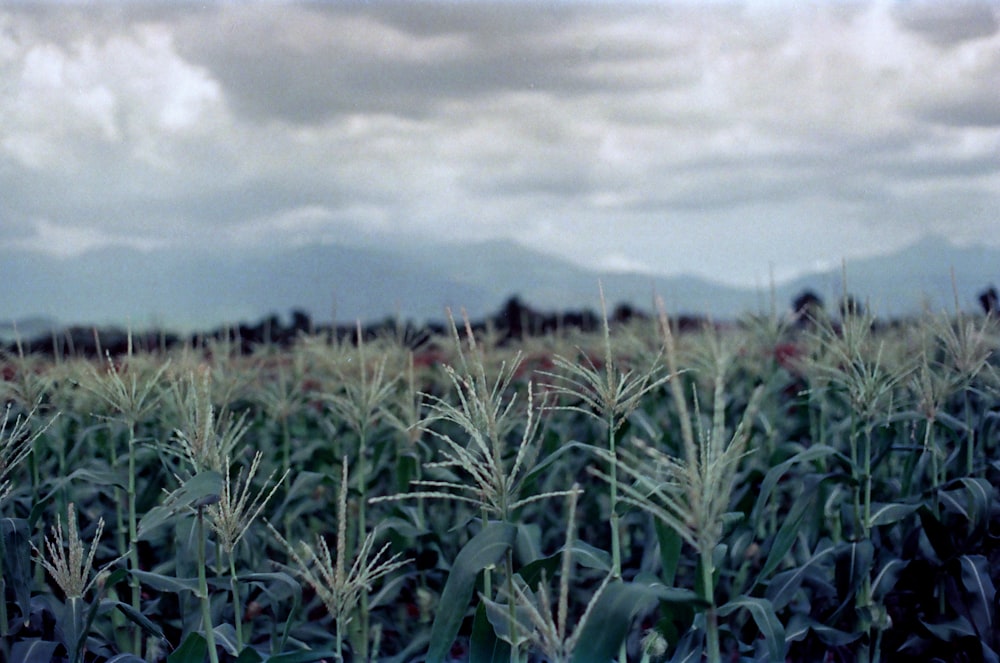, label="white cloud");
[1,18,225,171]
[6,218,167,257]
